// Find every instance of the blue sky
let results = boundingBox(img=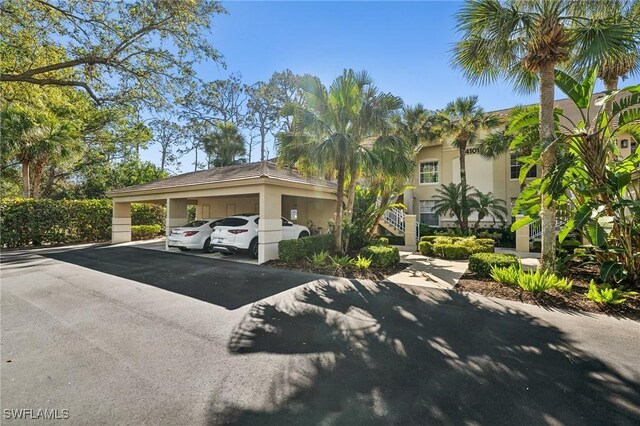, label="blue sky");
[141,0,634,171]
